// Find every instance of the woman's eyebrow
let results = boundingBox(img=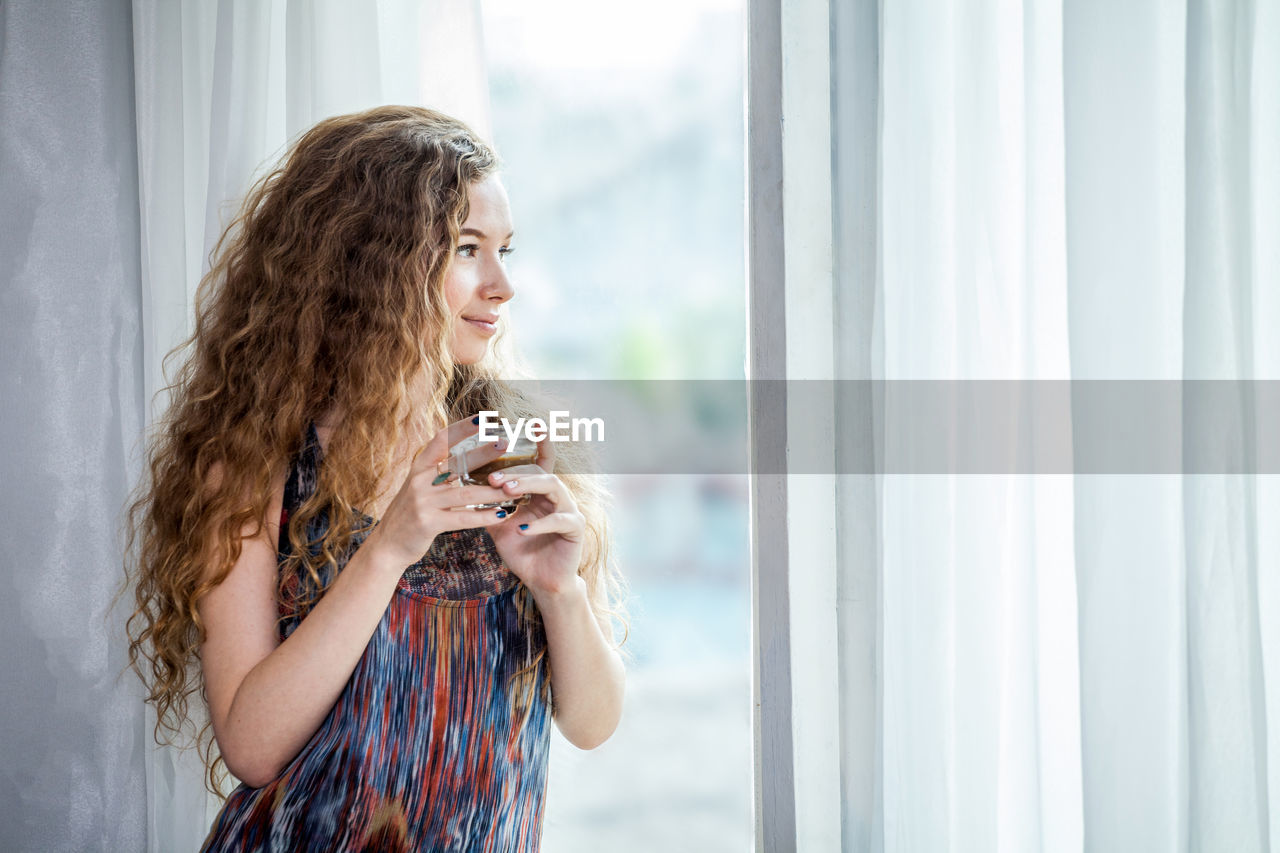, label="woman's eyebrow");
[460,227,515,240]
